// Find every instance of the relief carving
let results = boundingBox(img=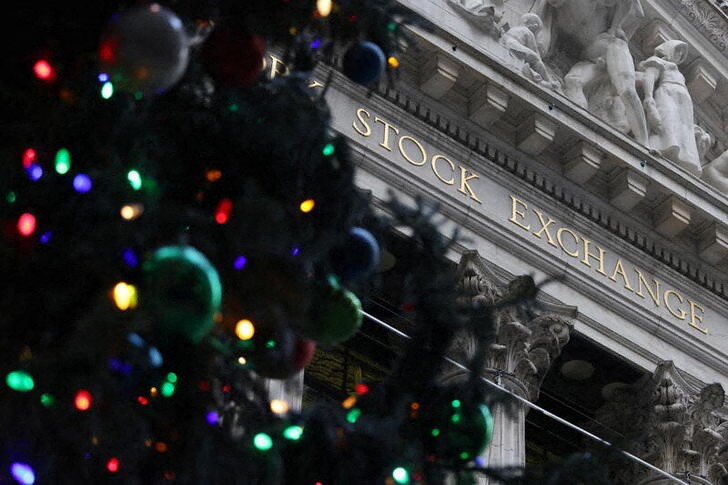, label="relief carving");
[446,0,505,38]
[638,40,702,175]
